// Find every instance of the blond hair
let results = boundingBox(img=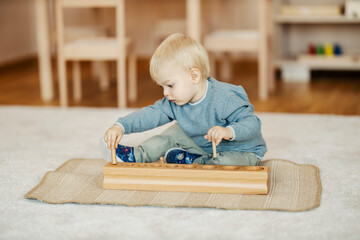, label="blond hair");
[150,33,210,81]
